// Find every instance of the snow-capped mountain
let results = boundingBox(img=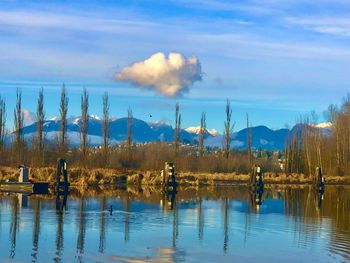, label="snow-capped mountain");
[10,116,332,150]
[185,126,219,136]
[314,122,332,129]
